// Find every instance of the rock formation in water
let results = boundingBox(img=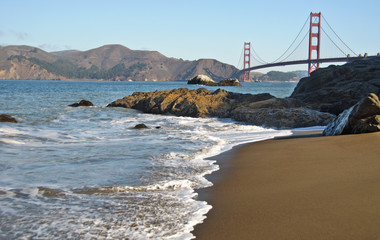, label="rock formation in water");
[69,100,94,107]
[108,88,334,129]
[291,57,380,115]
[0,114,17,123]
[188,75,242,86]
[218,78,242,86]
[134,123,149,129]
[323,93,380,136]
